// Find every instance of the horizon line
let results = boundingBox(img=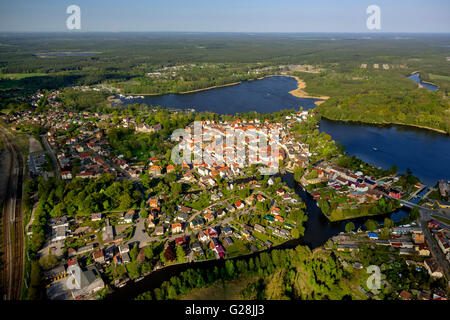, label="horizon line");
[1,31,450,34]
